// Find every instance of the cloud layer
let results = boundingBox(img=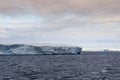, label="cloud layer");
[0,0,120,49]
[0,0,120,16]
